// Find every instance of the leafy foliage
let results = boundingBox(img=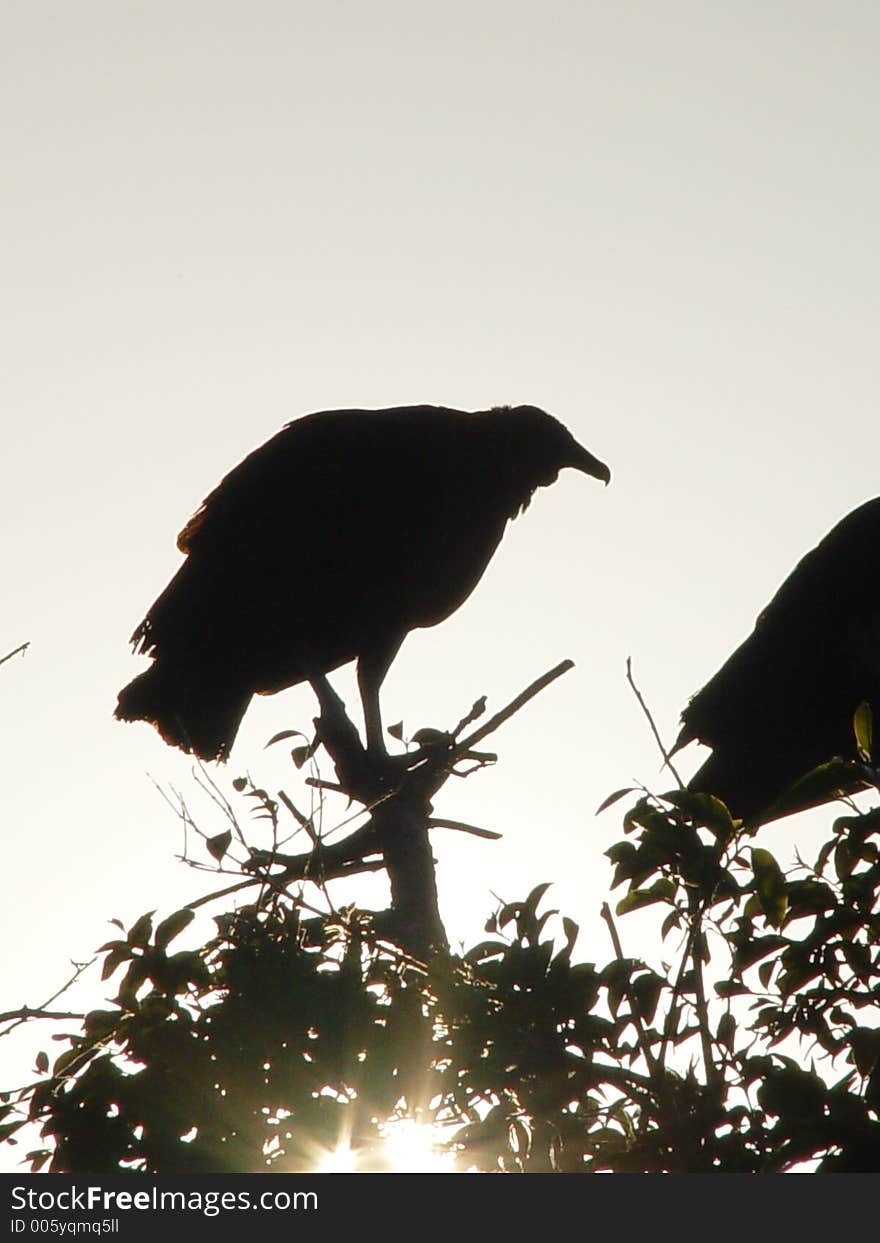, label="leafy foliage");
[3,730,880,1172]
